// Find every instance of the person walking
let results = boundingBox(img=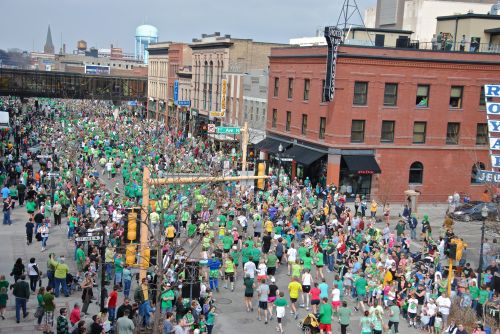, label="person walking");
[388,302,400,334]
[256,278,270,324]
[3,196,12,225]
[43,287,56,334]
[338,301,352,334]
[52,201,62,226]
[11,274,30,323]
[27,257,41,292]
[36,287,46,327]
[116,309,135,334]
[37,221,50,251]
[243,273,255,312]
[81,273,93,315]
[10,258,25,283]
[26,217,35,245]
[319,297,333,334]
[56,308,69,334]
